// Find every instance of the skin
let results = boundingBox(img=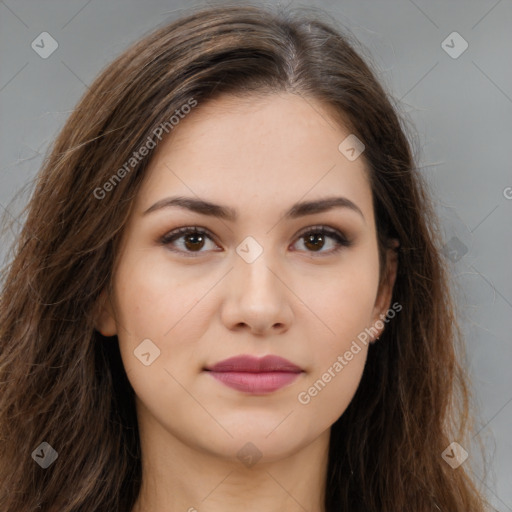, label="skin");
[95,92,398,512]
